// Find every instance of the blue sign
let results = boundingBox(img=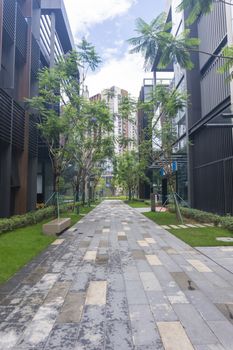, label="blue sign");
[160,161,177,176]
